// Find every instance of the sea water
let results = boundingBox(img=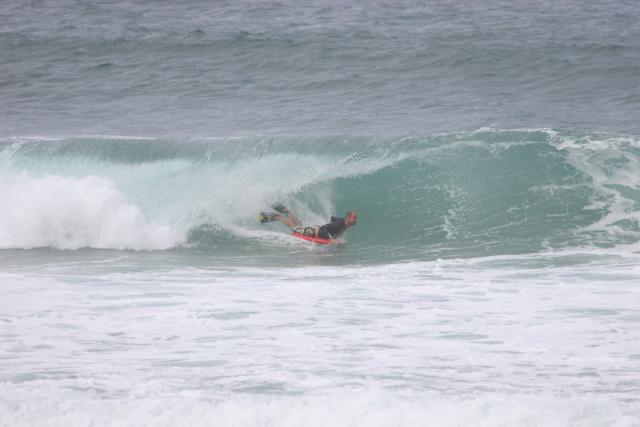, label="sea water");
[2,1,640,426]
